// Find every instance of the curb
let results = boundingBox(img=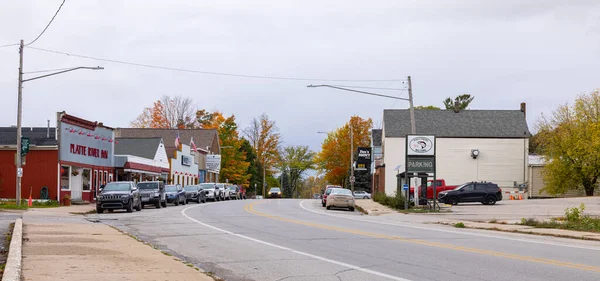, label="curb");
[2,218,22,281]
